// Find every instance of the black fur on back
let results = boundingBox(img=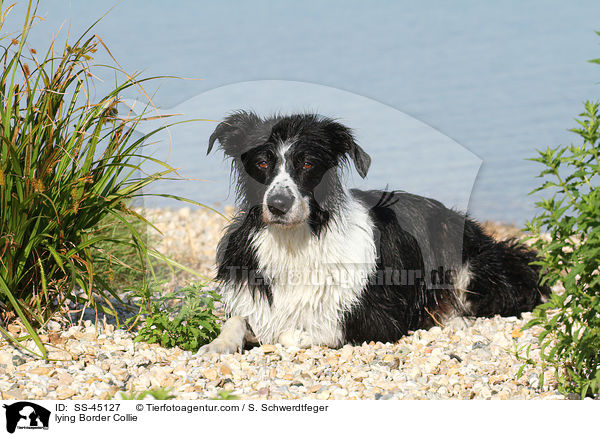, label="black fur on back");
[342,189,550,344]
